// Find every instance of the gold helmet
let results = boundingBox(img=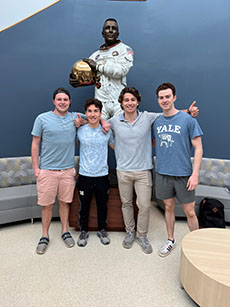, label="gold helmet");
[69,60,96,88]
